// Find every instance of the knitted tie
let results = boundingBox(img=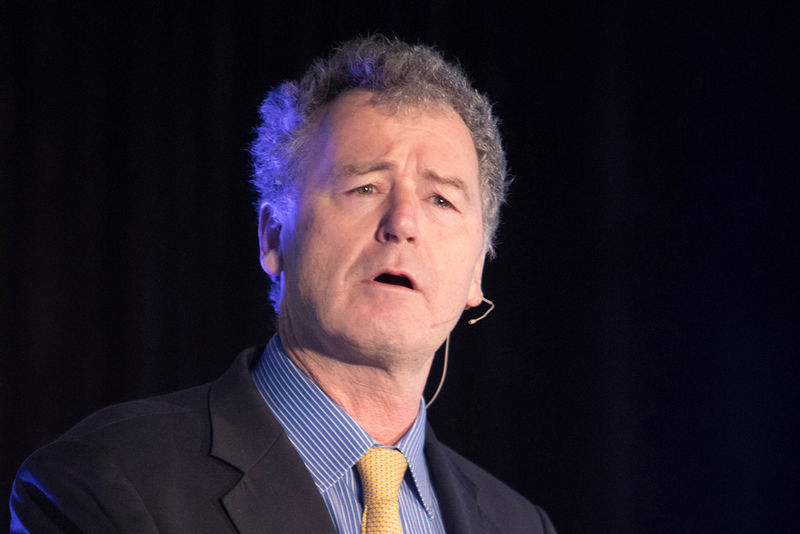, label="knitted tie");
[356,446,408,534]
